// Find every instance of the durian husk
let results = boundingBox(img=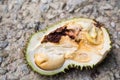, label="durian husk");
[26,18,111,75]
